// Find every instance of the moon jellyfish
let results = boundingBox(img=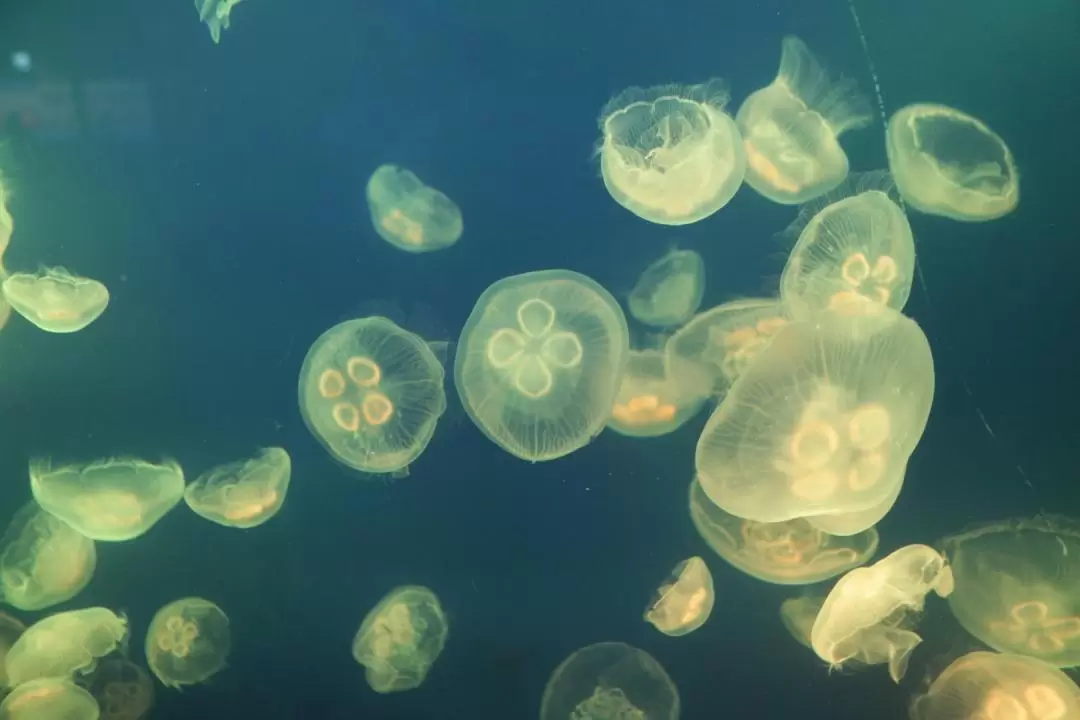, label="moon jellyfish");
[0,502,96,611]
[0,172,11,265]
[886,103,1019,221]
[351,585,448,694]
[145,597,230,688]
[627,249,705,328]
[0,677,99,720]
[30,457,185,542]
[85,656,154,720]
[454,270,629,461]
[608,349,706,438]
[299,316,447,474]
[940,516,1080,668]
[6,607,128,687]
[366,164,463,253]
[736,36,873,205]
[1,267,109,333]
[0,300,11,334]
[644,556,714,637]
[598,79,746,225]
[695,310,934,529]
[195,0,246,44]
[688,478,877,585]
[184,447,291,529]
[780,596,824,649]
[810,544,953,683]
[0,613,25,689]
